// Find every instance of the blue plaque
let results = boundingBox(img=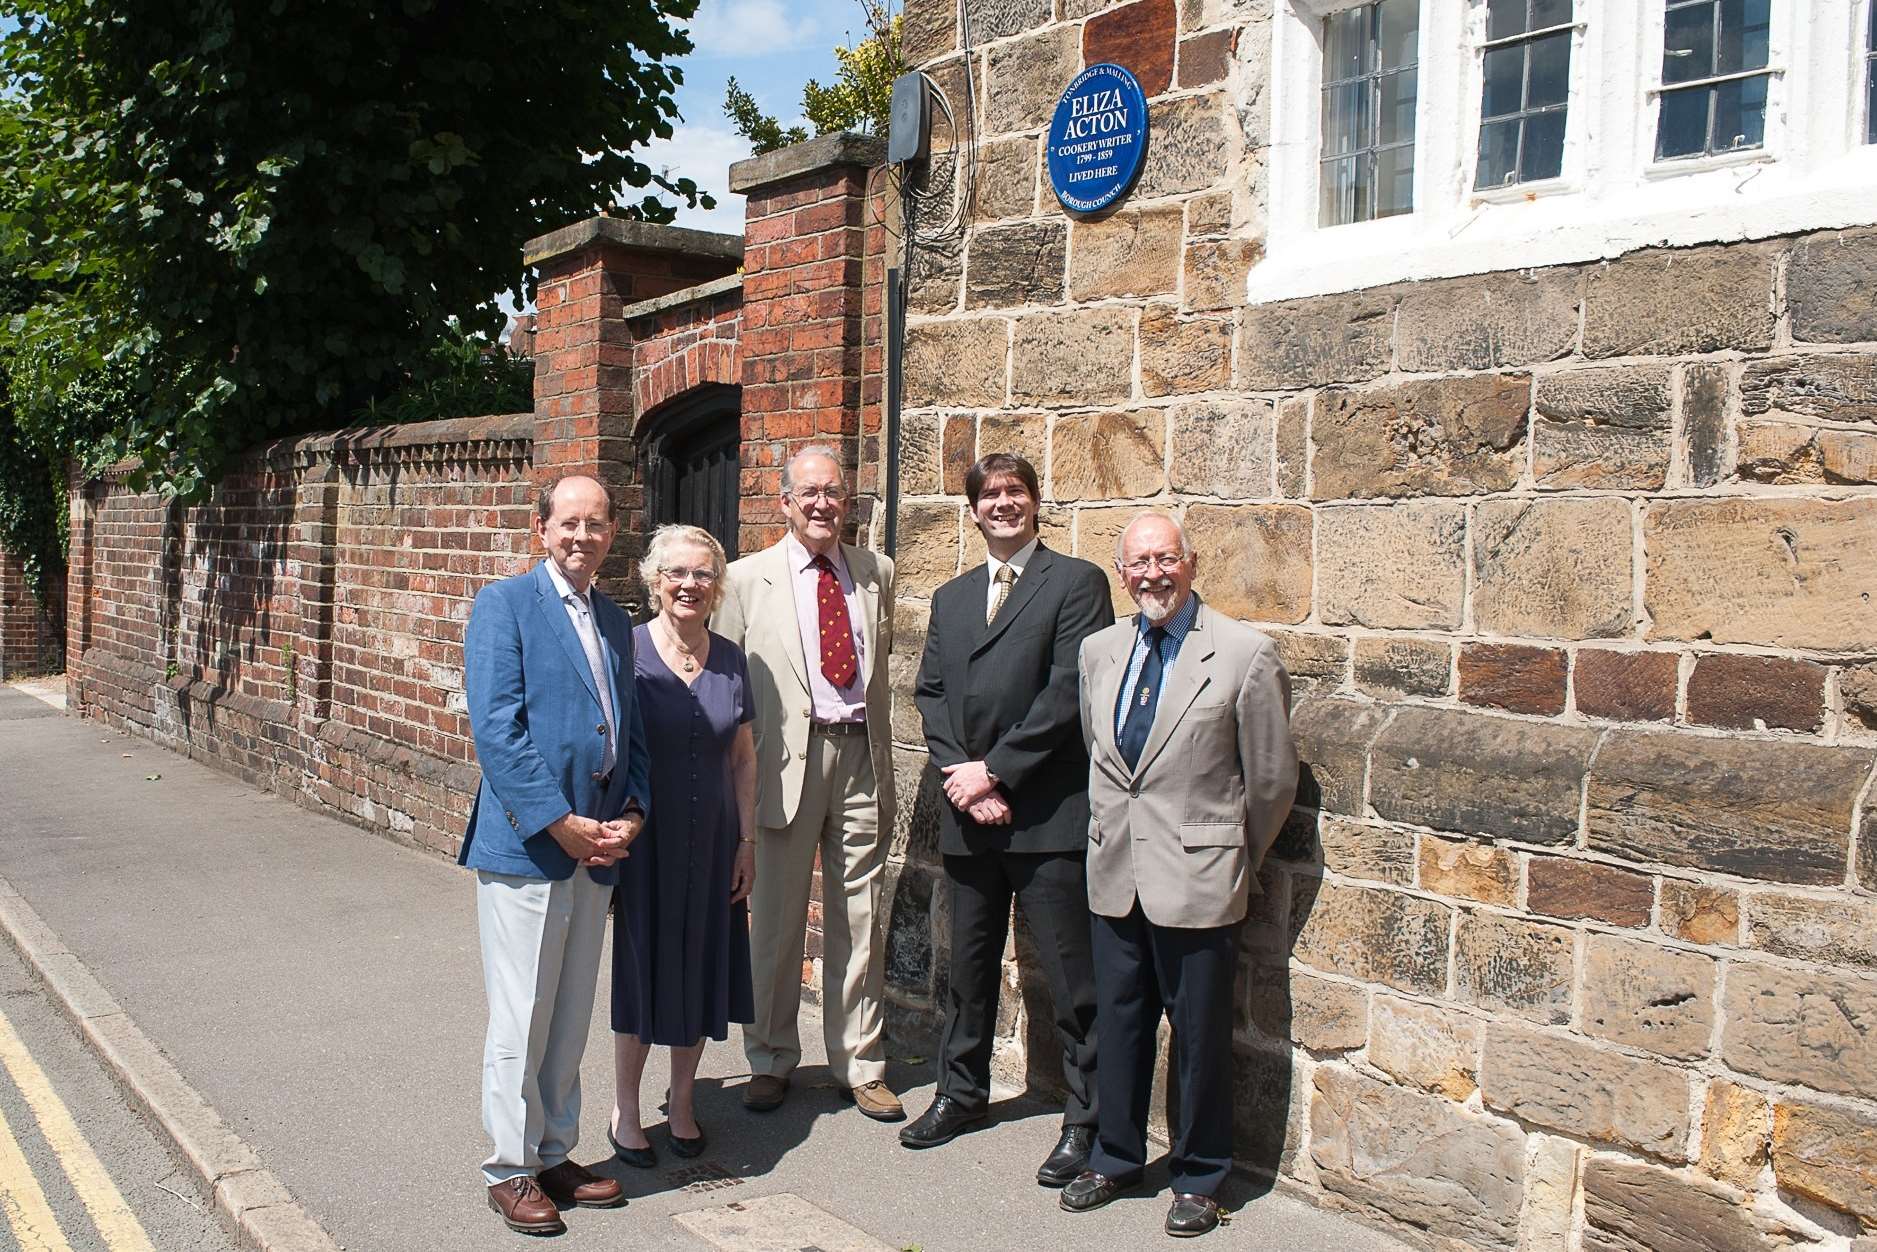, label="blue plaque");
[1045,63,1149,215]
